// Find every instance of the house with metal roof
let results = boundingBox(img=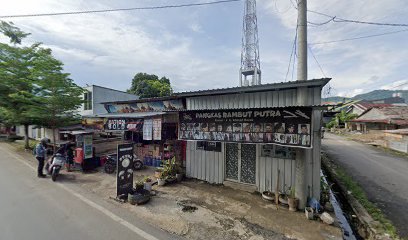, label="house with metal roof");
[347,106,408,133]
